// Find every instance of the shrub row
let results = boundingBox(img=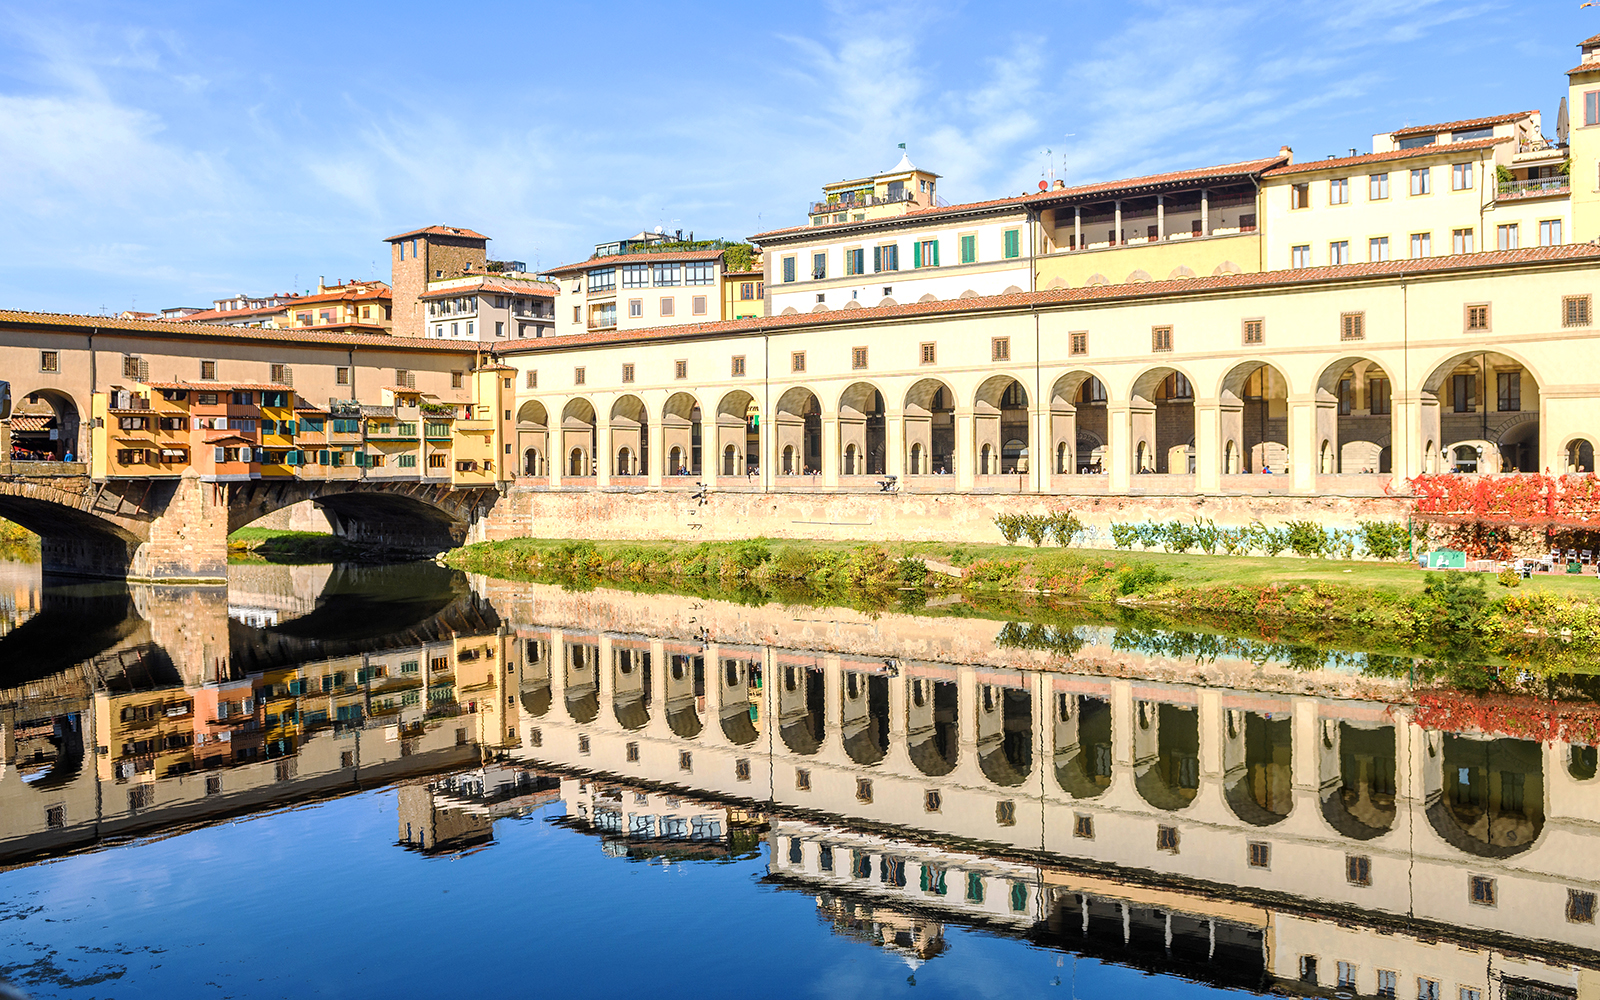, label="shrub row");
[993,511,1084,547]
[1106,518,1412,560]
